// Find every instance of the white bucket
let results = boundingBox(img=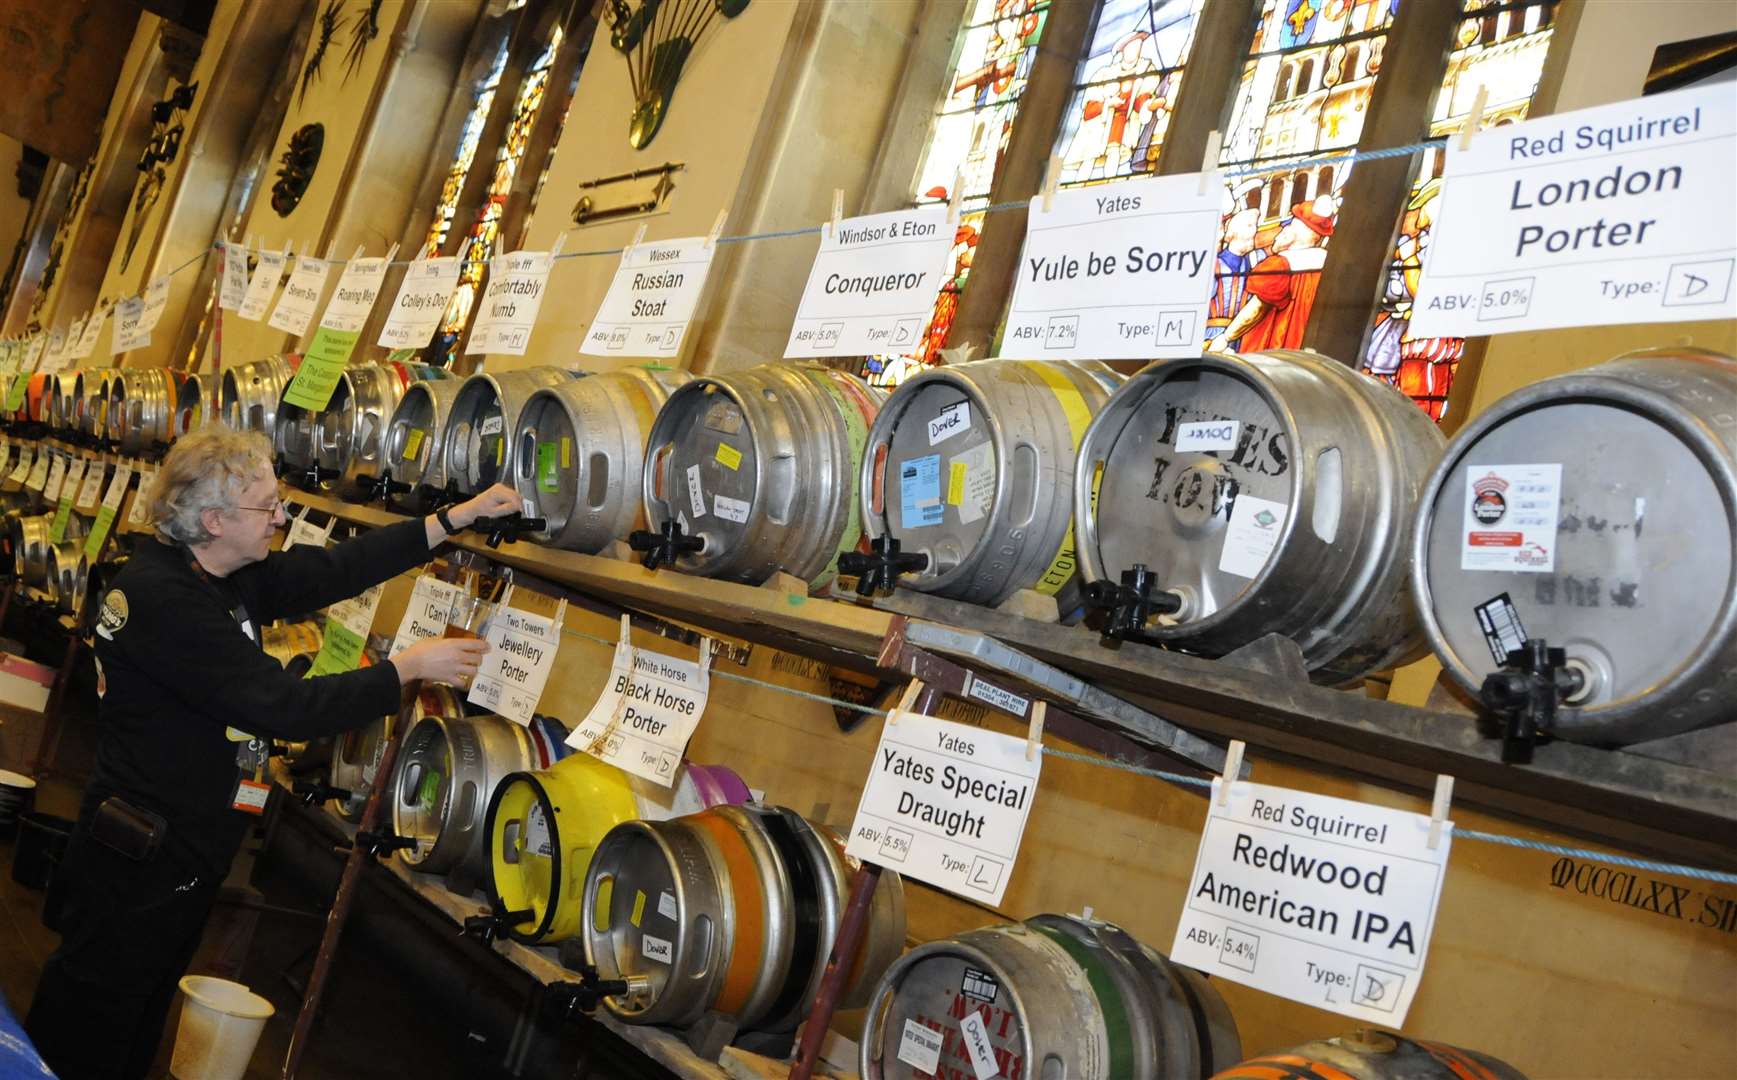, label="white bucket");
[170,975,275,1080]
